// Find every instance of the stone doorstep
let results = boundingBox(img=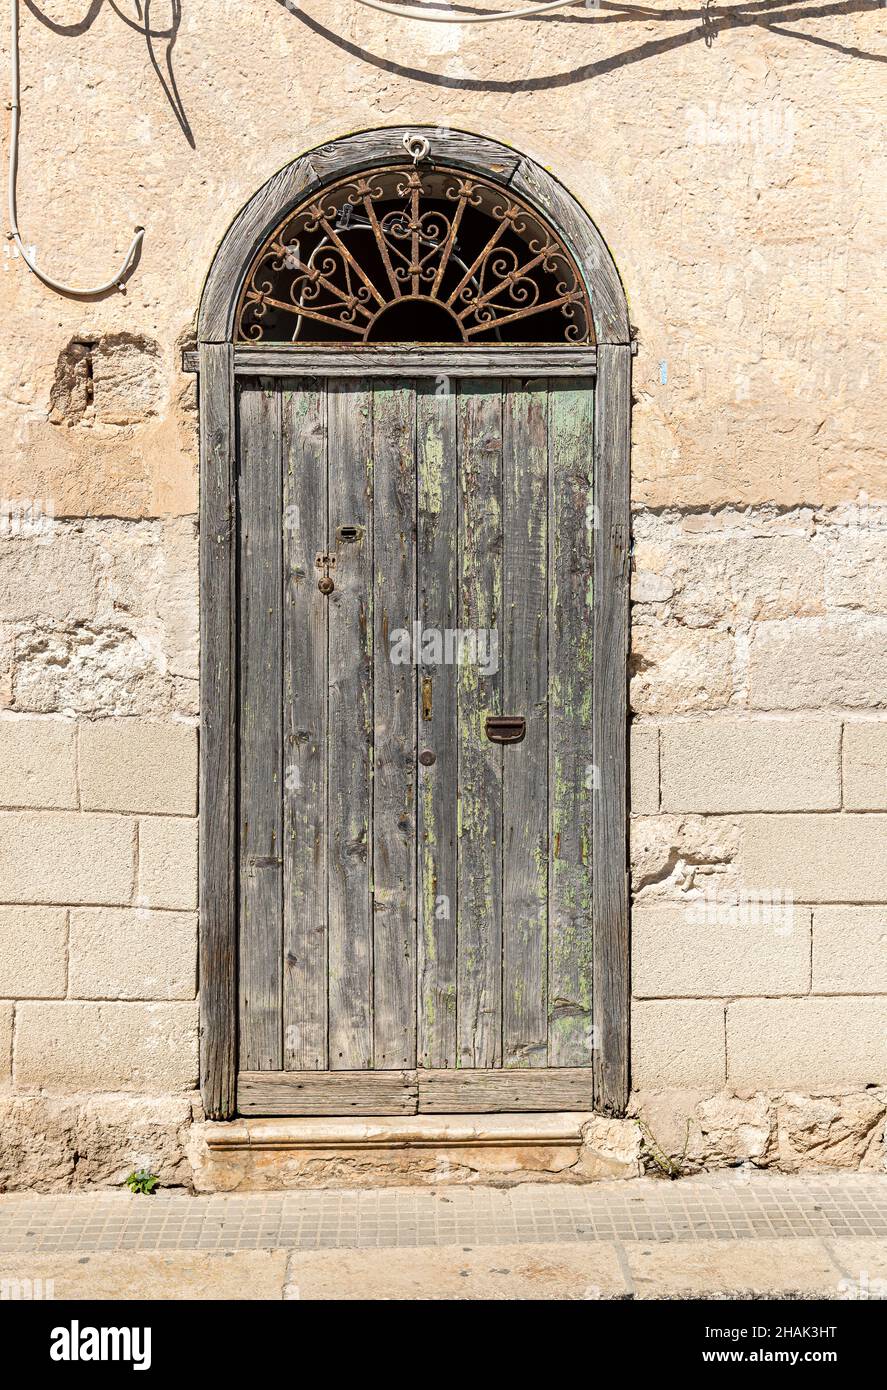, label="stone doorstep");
[203,1112,592,1152]
[191,1112,639,1190]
